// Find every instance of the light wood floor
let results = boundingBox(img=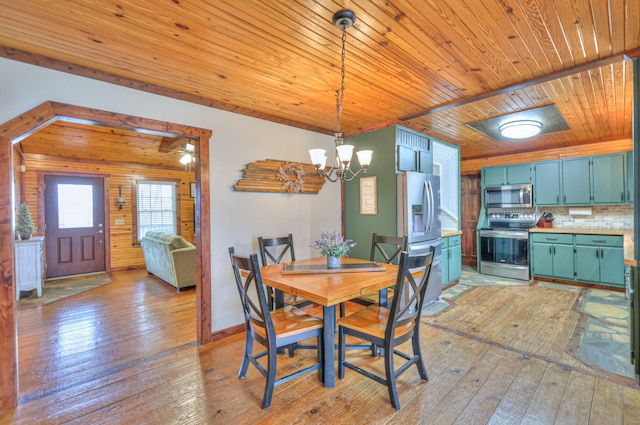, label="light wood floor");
[2,269,640,424]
